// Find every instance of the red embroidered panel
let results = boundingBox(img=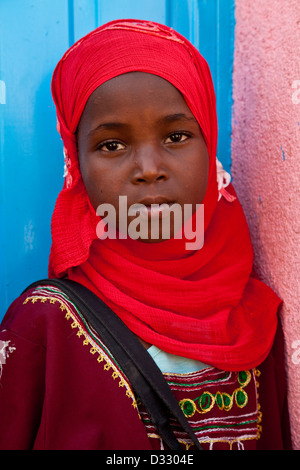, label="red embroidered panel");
[139,367,261,450]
